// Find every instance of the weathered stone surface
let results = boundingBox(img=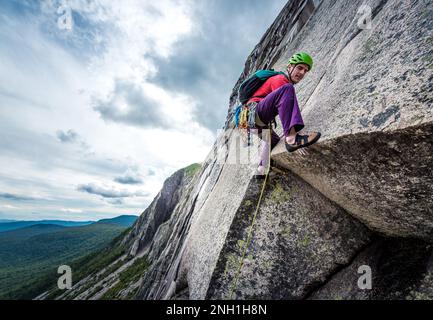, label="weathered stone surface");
[309,238,433,300]
[175,132,261,300]
[290,0,433,138]
[271,122,433,240]
[206,168,372,299]
[228,0,433,135]
[407,256,433,300]
[122,168,187,257]
[136,159,216,299]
